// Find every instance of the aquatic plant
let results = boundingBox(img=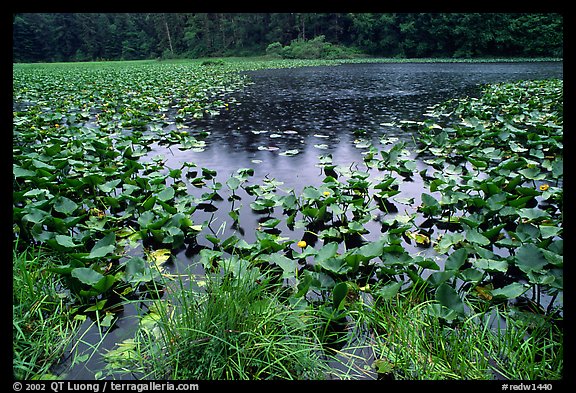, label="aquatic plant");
[13,60,562,380]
